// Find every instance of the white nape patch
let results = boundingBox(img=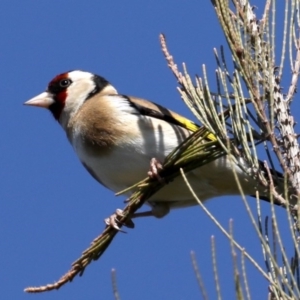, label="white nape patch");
[106,94,137,114]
